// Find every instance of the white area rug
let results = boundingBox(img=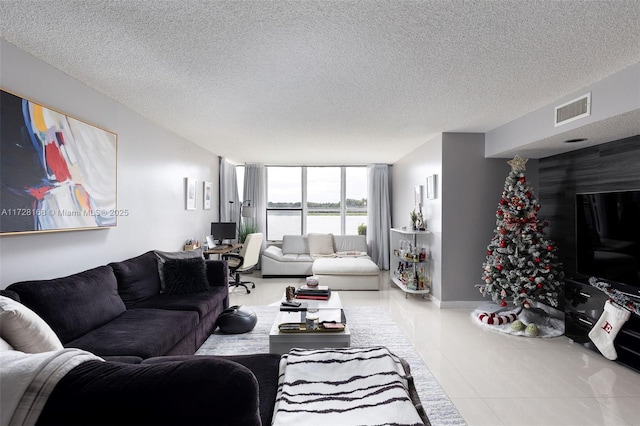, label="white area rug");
[471,304,565,338]
[197,305,466,426]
